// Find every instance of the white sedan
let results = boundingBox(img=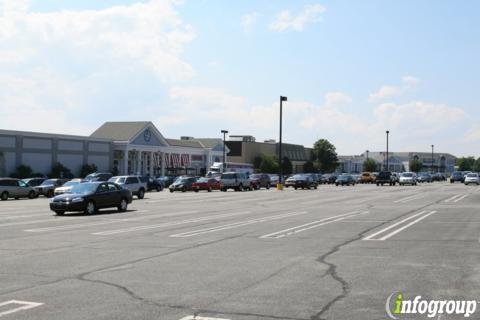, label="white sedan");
[464,173,480,185]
